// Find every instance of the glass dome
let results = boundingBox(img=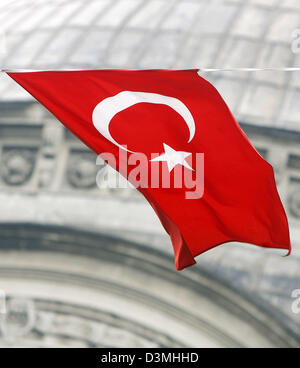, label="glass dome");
[0,0,300,133]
